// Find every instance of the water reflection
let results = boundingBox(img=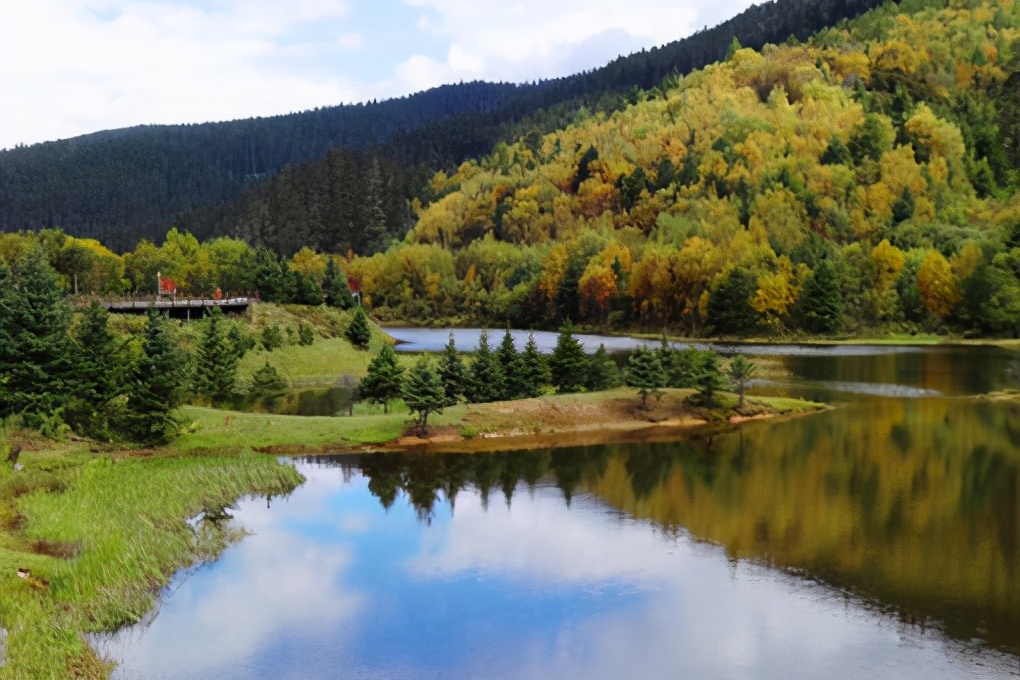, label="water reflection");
[102,399,1019,679]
